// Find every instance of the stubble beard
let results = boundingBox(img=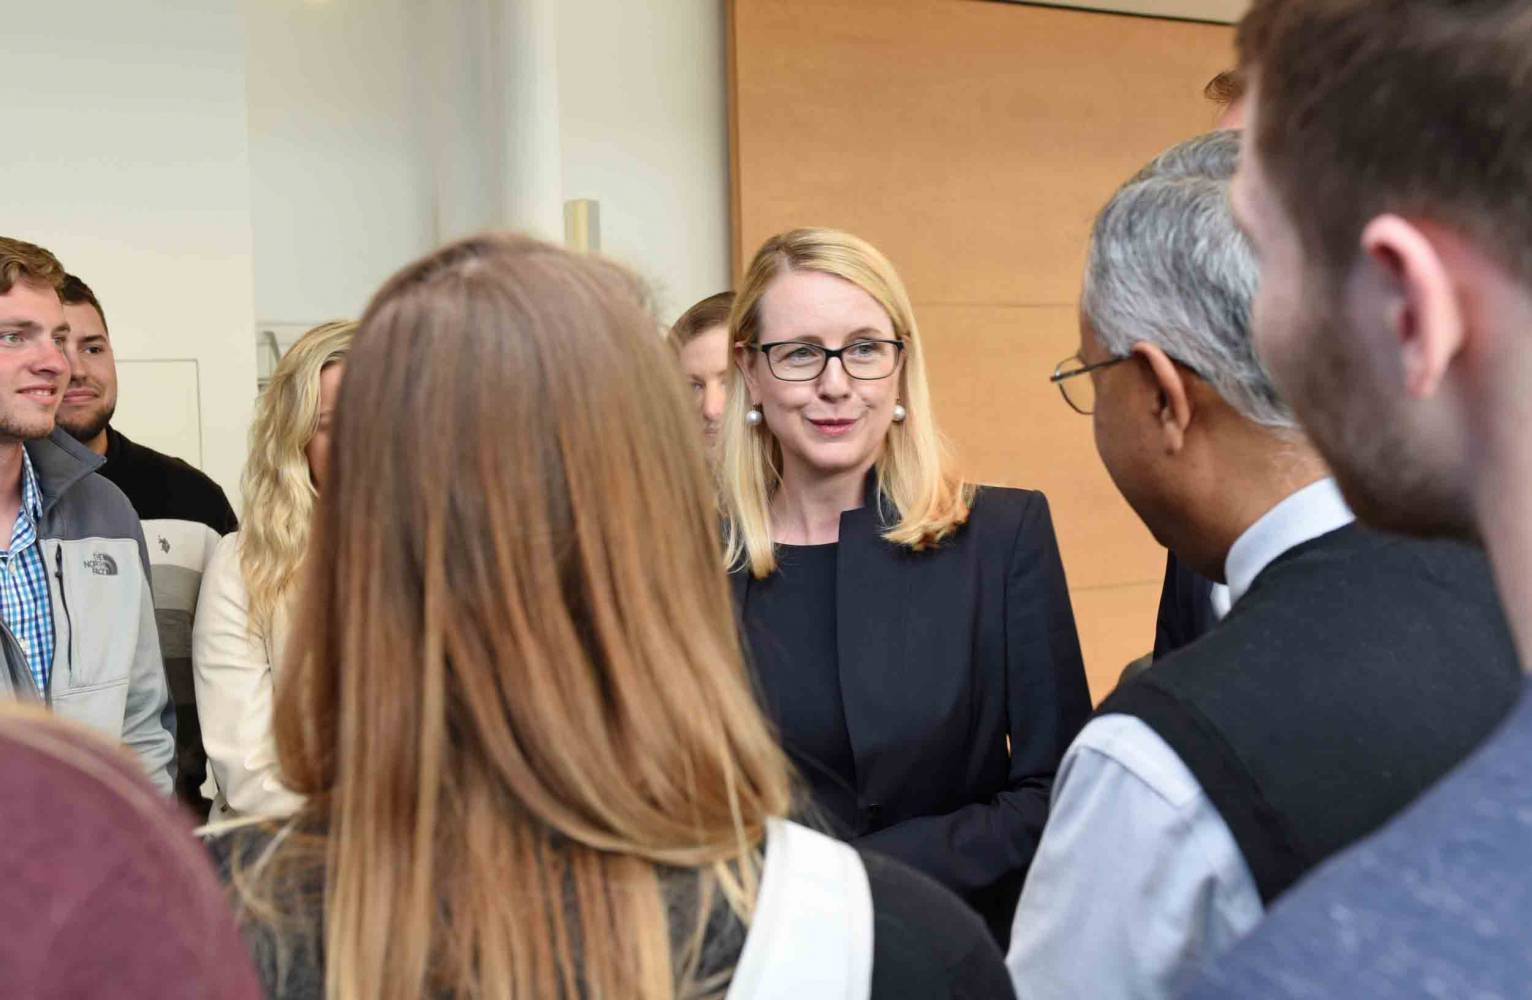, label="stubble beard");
[56,400,115,446]
[1282,294,1477,543]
